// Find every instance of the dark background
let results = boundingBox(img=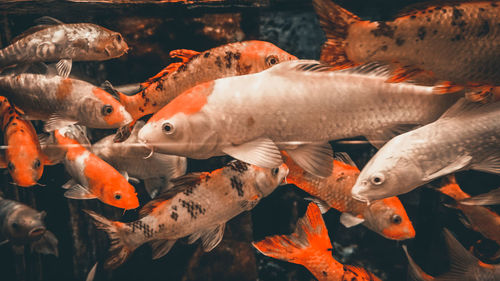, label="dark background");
[0,0,499,280]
